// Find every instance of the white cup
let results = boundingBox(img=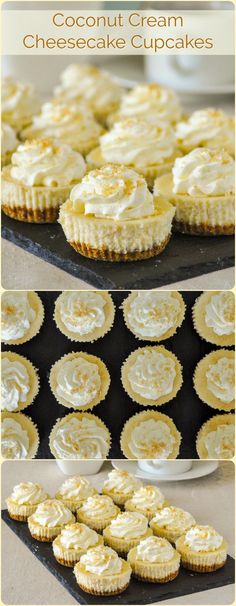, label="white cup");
[138,460,193,476]
[56,460,104,476]
[145,55,234,93]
